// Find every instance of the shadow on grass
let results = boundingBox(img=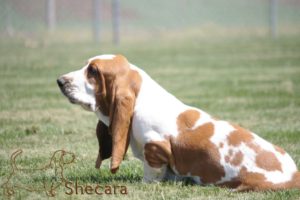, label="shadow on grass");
[66,172,142,184]
[65,170,201,186]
